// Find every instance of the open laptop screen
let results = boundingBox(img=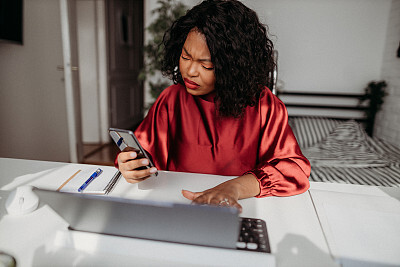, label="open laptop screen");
[34,188,241,249]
